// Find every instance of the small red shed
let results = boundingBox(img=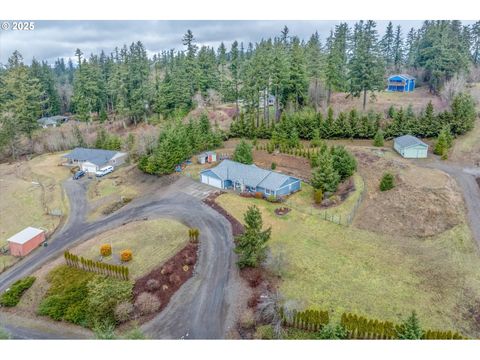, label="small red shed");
[7,227,46,257]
